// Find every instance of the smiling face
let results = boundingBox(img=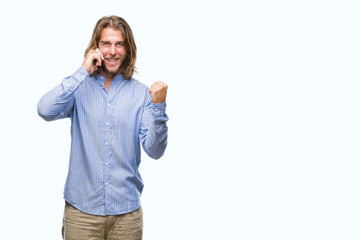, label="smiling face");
[98,27,127,77]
